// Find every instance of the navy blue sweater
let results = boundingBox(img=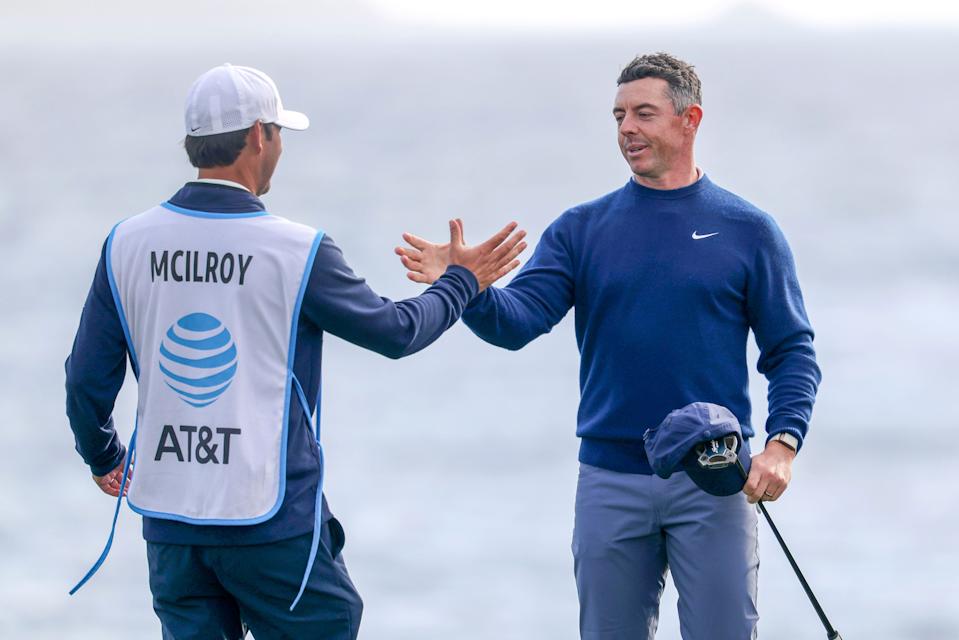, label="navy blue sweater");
[462,175,821,474]
[65,182,478,545]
